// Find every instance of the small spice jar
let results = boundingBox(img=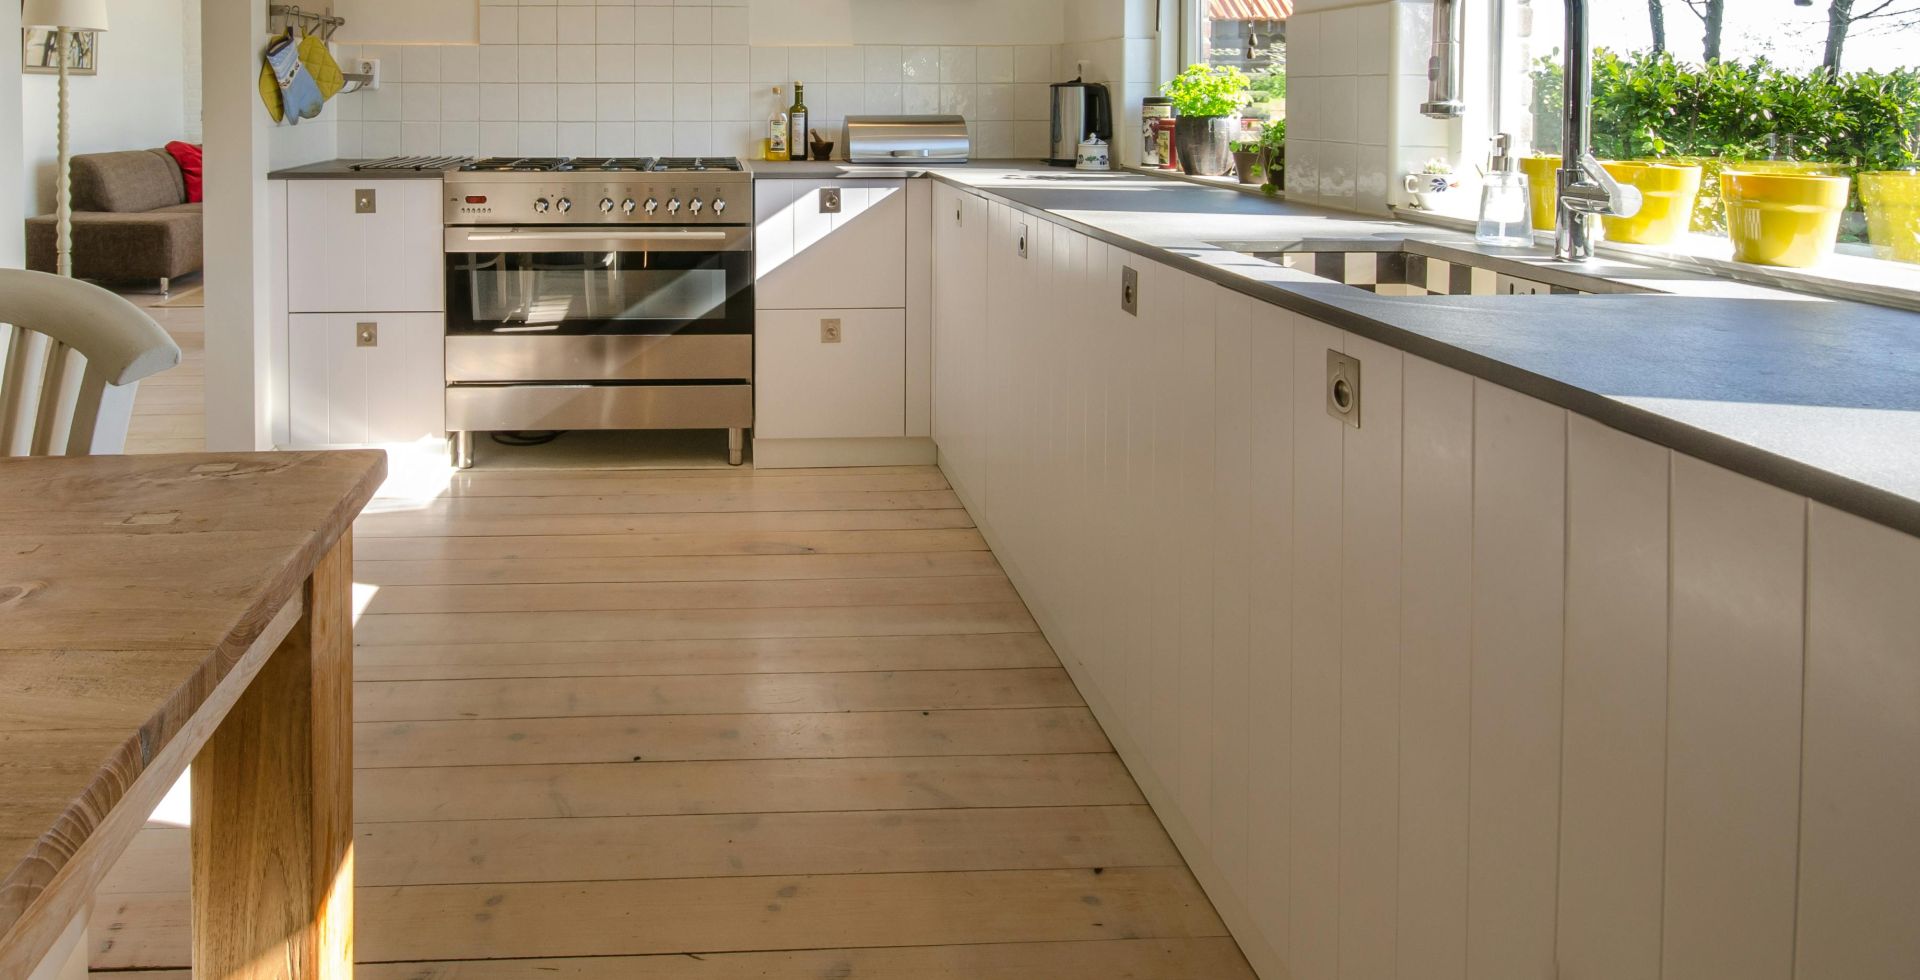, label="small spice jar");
[1142,97,1173,168]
